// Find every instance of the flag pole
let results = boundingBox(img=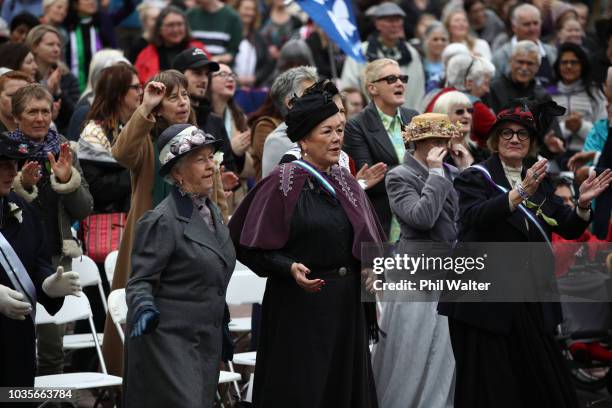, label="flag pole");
[327,40,338,81]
